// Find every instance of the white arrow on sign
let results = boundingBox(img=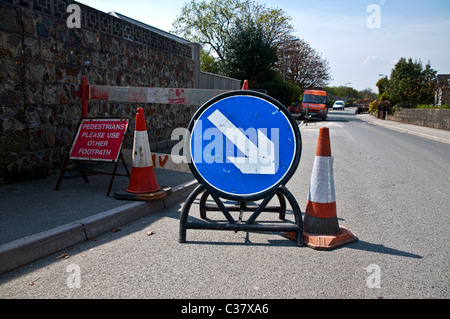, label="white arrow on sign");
[207,109,276,174]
